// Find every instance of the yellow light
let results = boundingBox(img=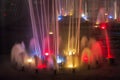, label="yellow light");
[105,13,108,16]
[67,64,78,68]
[65,55,79,69]
[69,11,73,16]
[68,49,76,55]
[69,13,73,16]
[27,58,33,63]
[72,49,76,54]
[68,64,73,68]
[96,22,99,25]
[64,13,67,16]
[49,31,53,34]
[94,25,98,28]
[68,51,72,55]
